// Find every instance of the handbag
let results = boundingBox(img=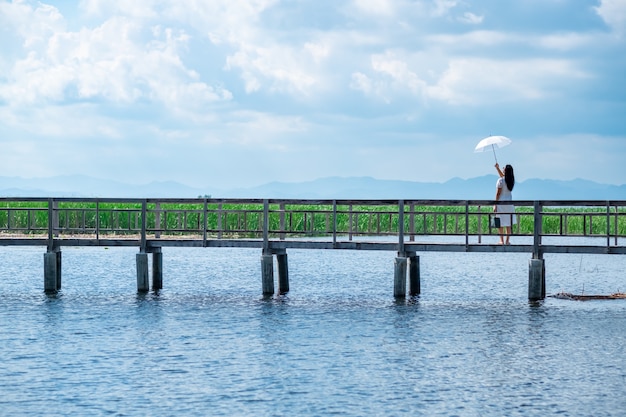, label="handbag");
[491,217,501,228]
